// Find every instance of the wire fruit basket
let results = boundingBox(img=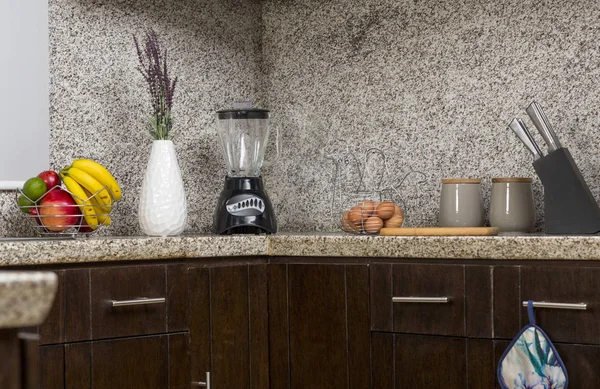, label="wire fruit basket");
[15,185,118,236]
[341,200,404,235]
